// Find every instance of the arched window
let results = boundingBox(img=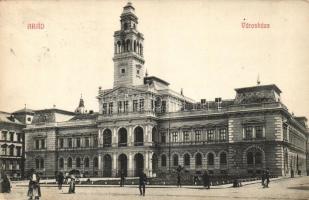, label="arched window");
[93,157,98,168]
[184,154,190,166]
[247,152,254,165]
[220,152,227,165]
[207,153,214,166]
[103,129,112,147]
[67,157,72,168]
[173,154,179,166]
[59,158,64,169]
[255,152,262,164]
[161,155,167,167]
[76,157,81,168]
[195,153,202,166]
[84,157,90,168]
